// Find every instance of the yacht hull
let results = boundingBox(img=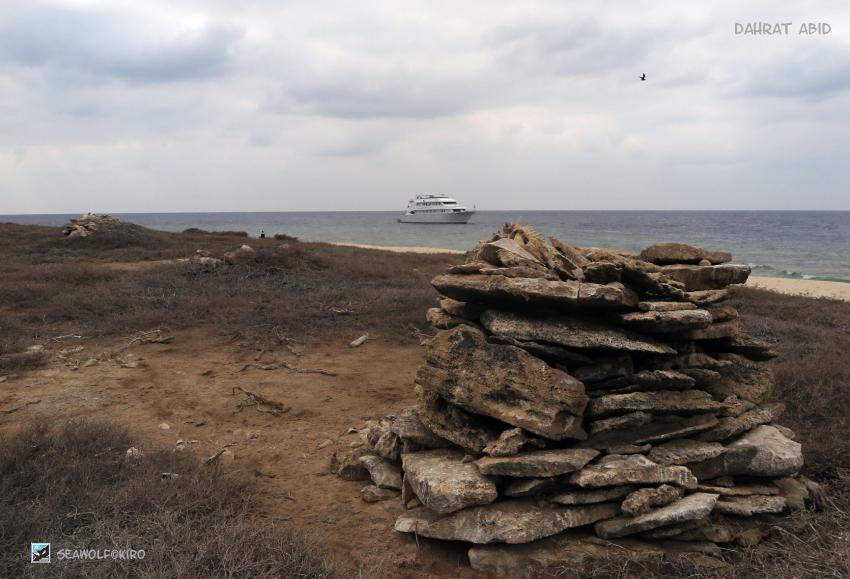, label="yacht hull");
[398,211,475,224]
